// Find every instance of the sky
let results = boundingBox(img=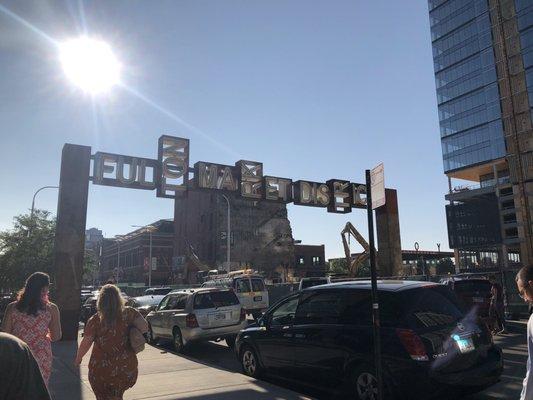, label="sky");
[0,0,449,259]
